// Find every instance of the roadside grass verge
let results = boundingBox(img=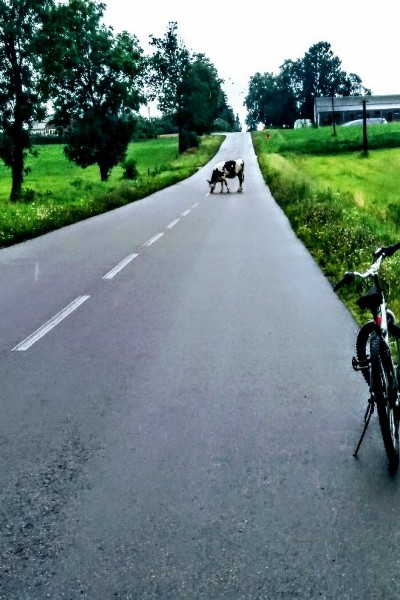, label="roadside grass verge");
[0,134,224,247]
[253,128,400,323]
